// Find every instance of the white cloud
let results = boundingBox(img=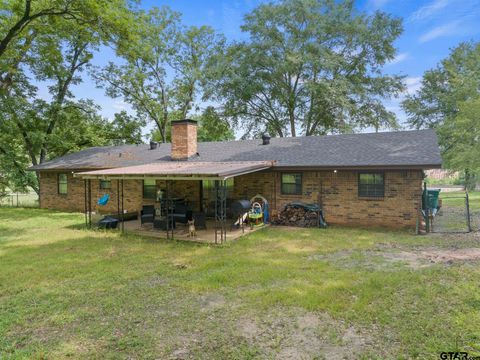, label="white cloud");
[419,20,461,43]
[409,0,450,22]
[388,52,409,65]
[405,77,422,95]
